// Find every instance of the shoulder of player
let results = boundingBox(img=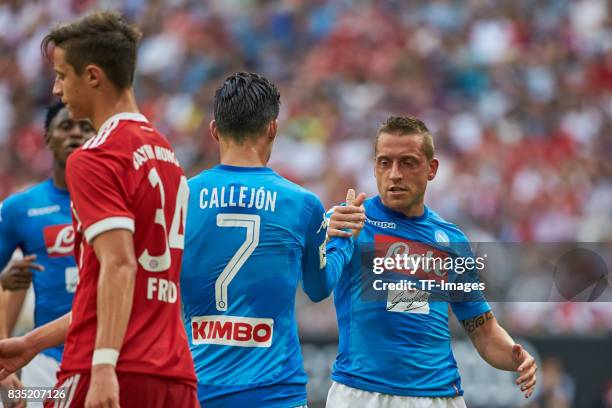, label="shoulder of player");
[266,172,323,202]
[269,177,322,214]
[82,118,155,152]
[250,172,322,213]
[363,196,379,212]
[0,191,21,218]
[66,146,106,169]
[1,181,50,206]
[278,180,320,209]
[244,170,307,195]
[0,181,50,218]
[68,130,135,169]
[425,208,470,242]
[287,179,318,201]
[187,168,216,188]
